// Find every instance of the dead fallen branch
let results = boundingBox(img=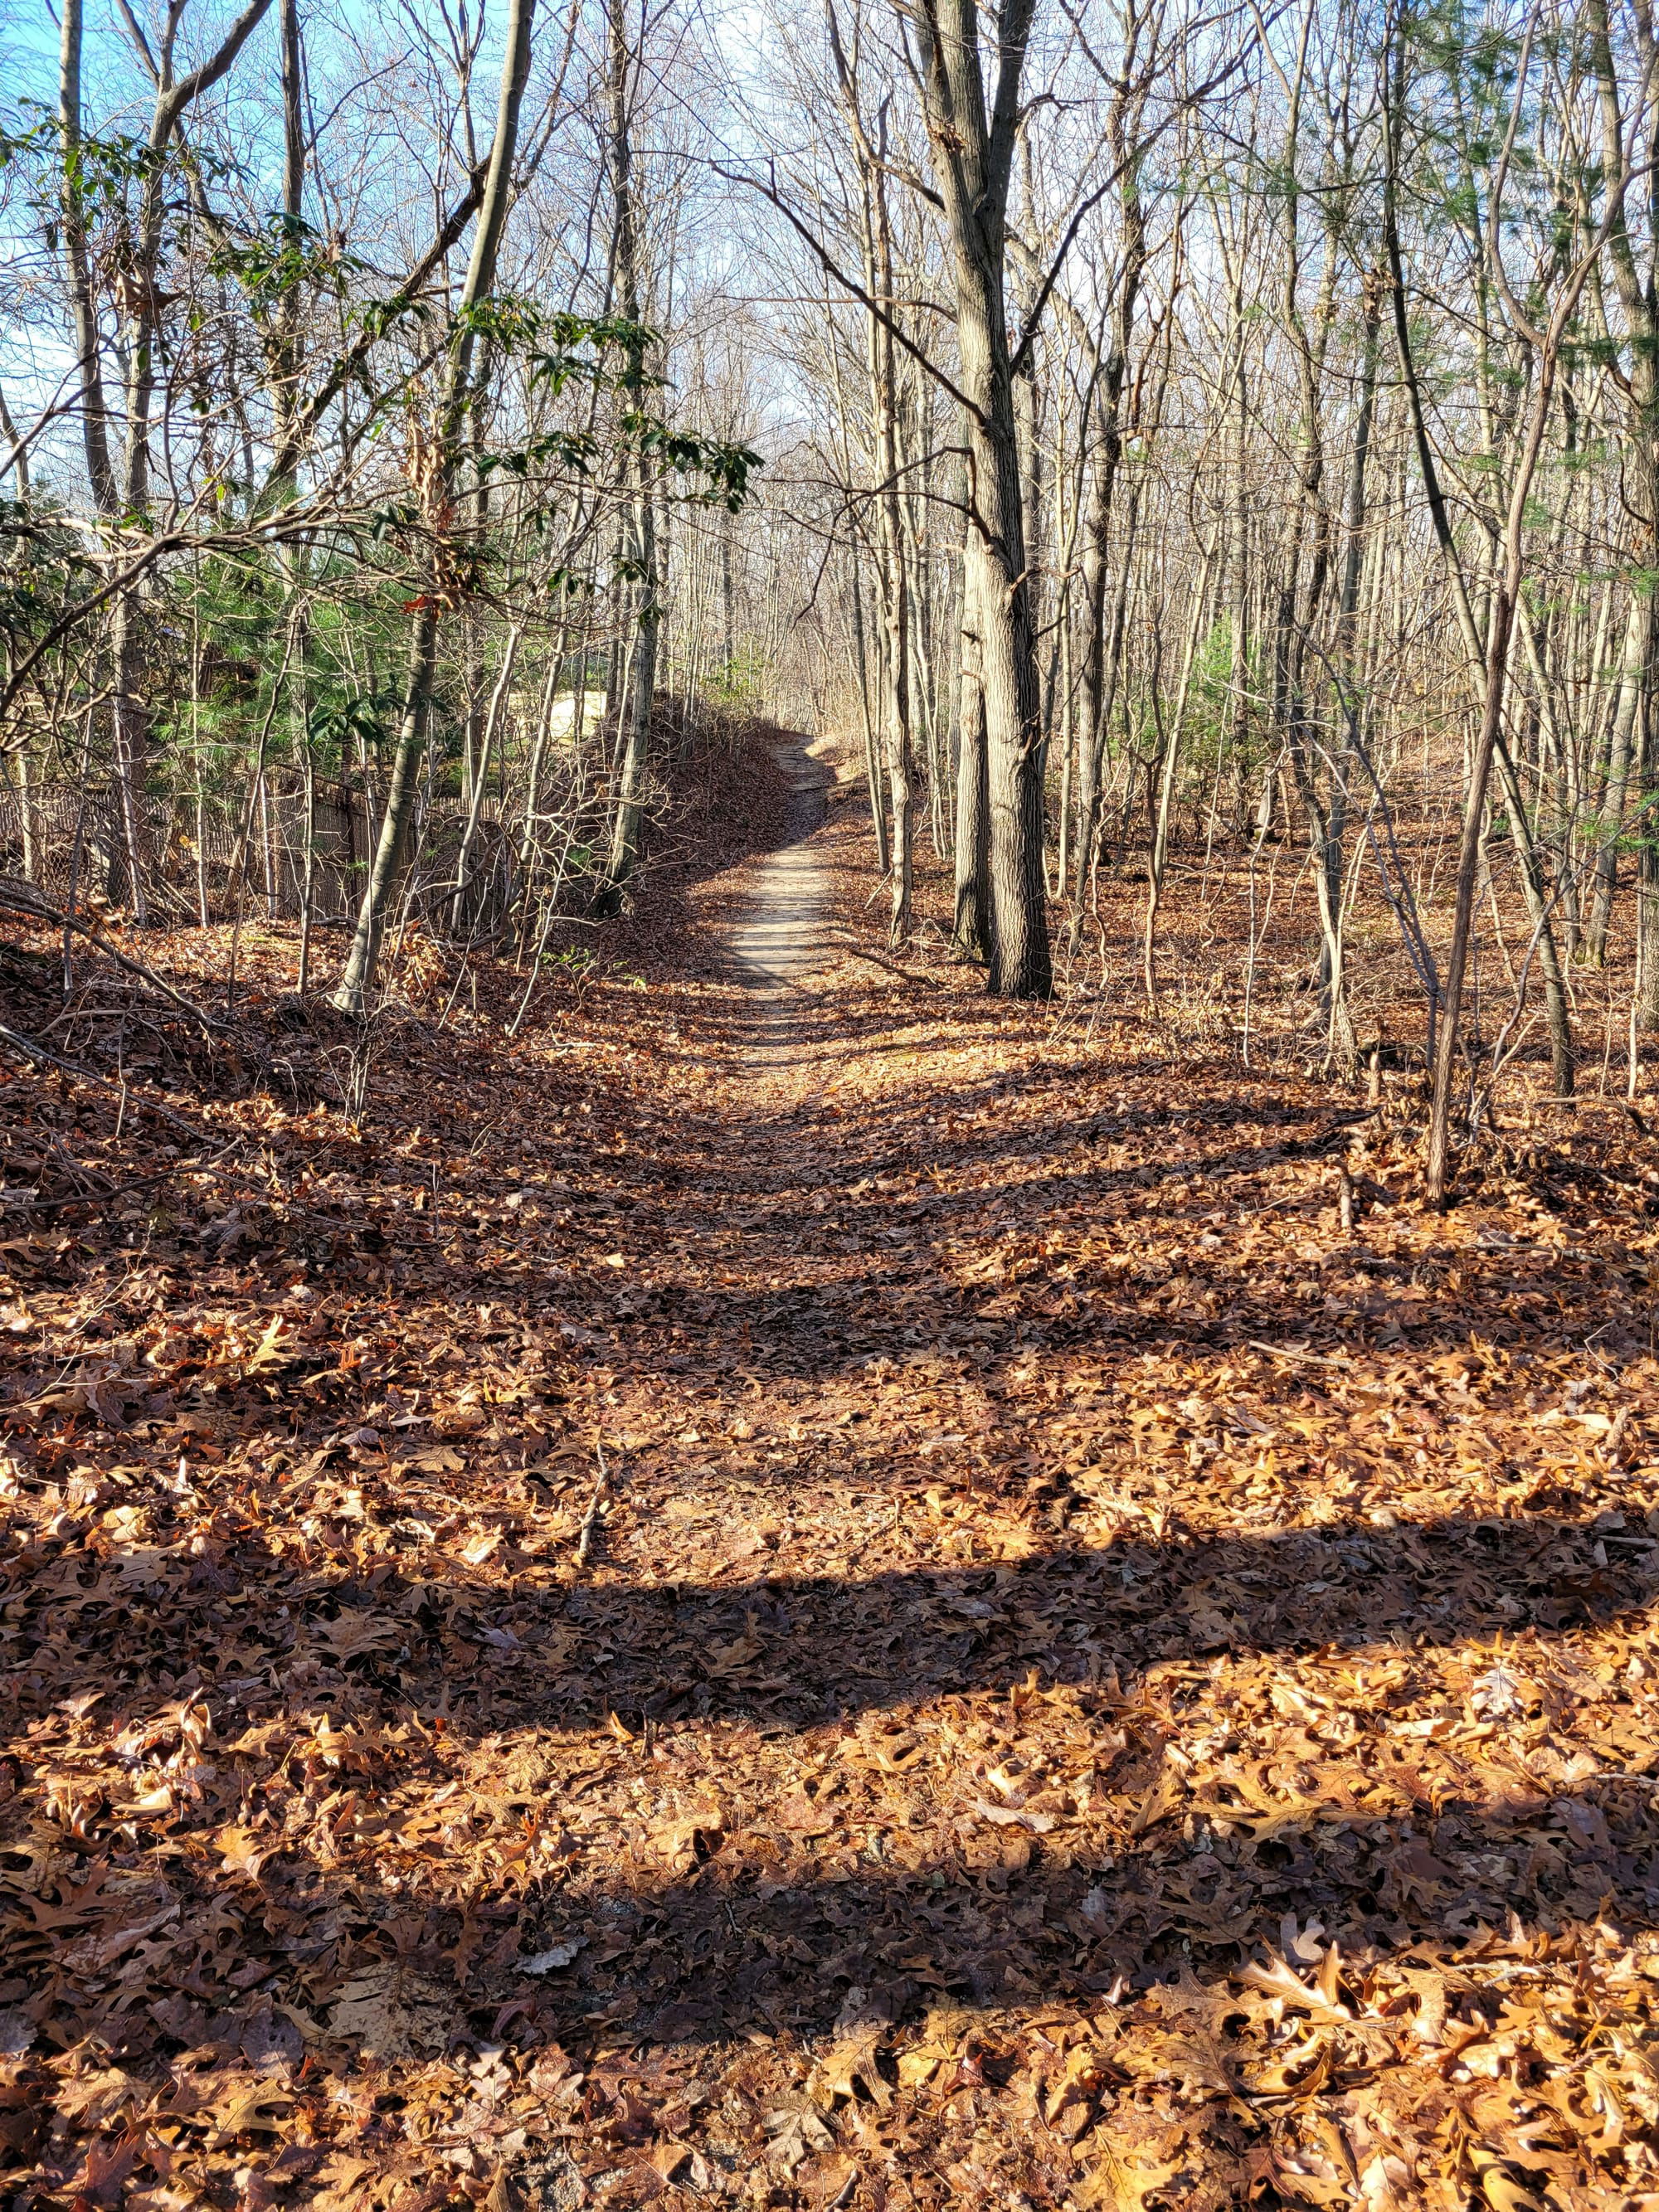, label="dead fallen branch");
[0,1135,248,1217]
[0,1018,212,1140]
[0,876,224,1032]
[829,934,947,988]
